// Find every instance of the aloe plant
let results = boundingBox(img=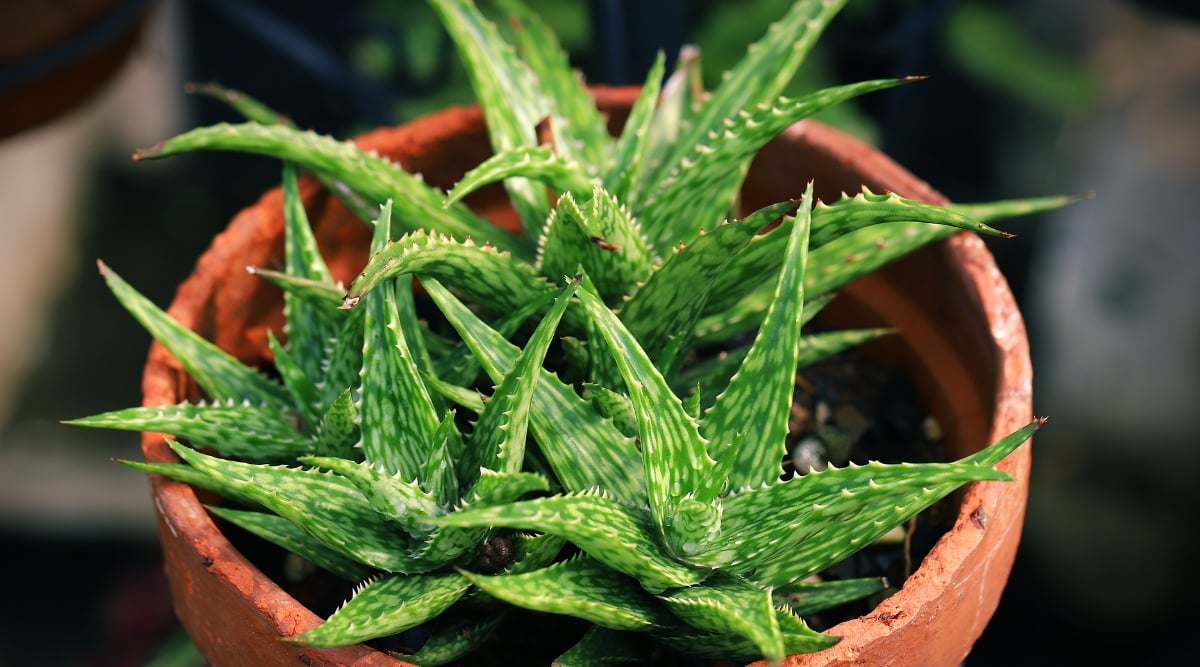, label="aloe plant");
[68,0,1071,664]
